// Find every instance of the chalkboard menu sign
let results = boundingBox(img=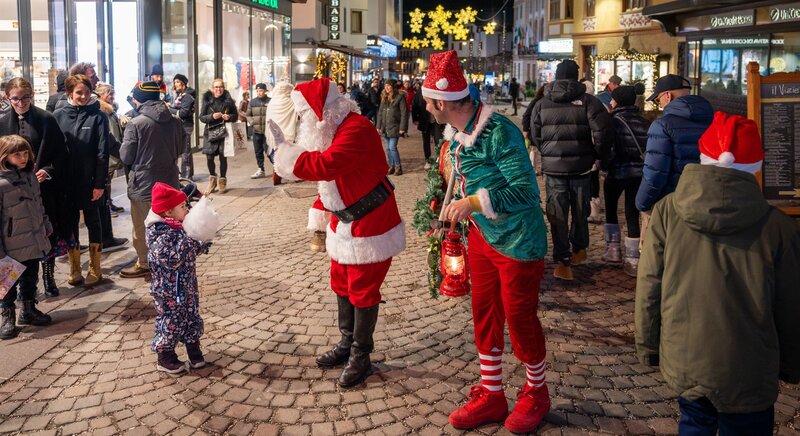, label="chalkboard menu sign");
[747,62,800,215]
